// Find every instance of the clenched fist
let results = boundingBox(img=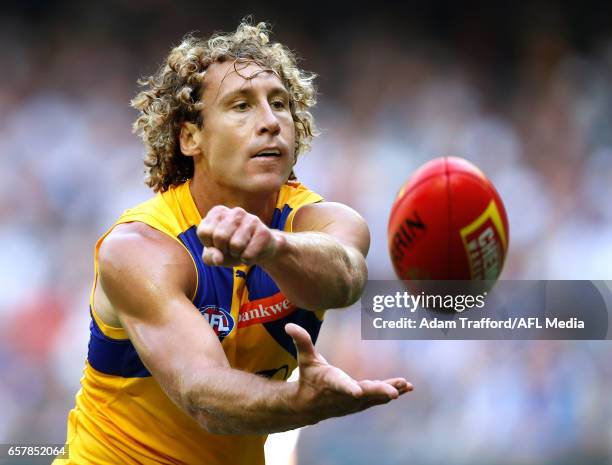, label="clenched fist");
[197,206,283,267]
